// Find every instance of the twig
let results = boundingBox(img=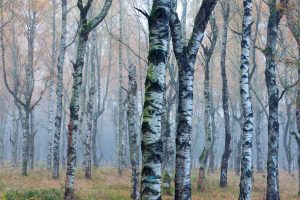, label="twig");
[278,79,300,102]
